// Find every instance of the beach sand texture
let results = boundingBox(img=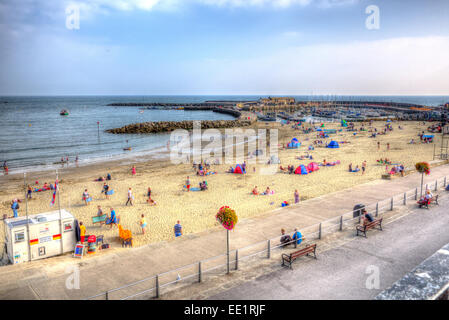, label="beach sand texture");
[0,121,438,257]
